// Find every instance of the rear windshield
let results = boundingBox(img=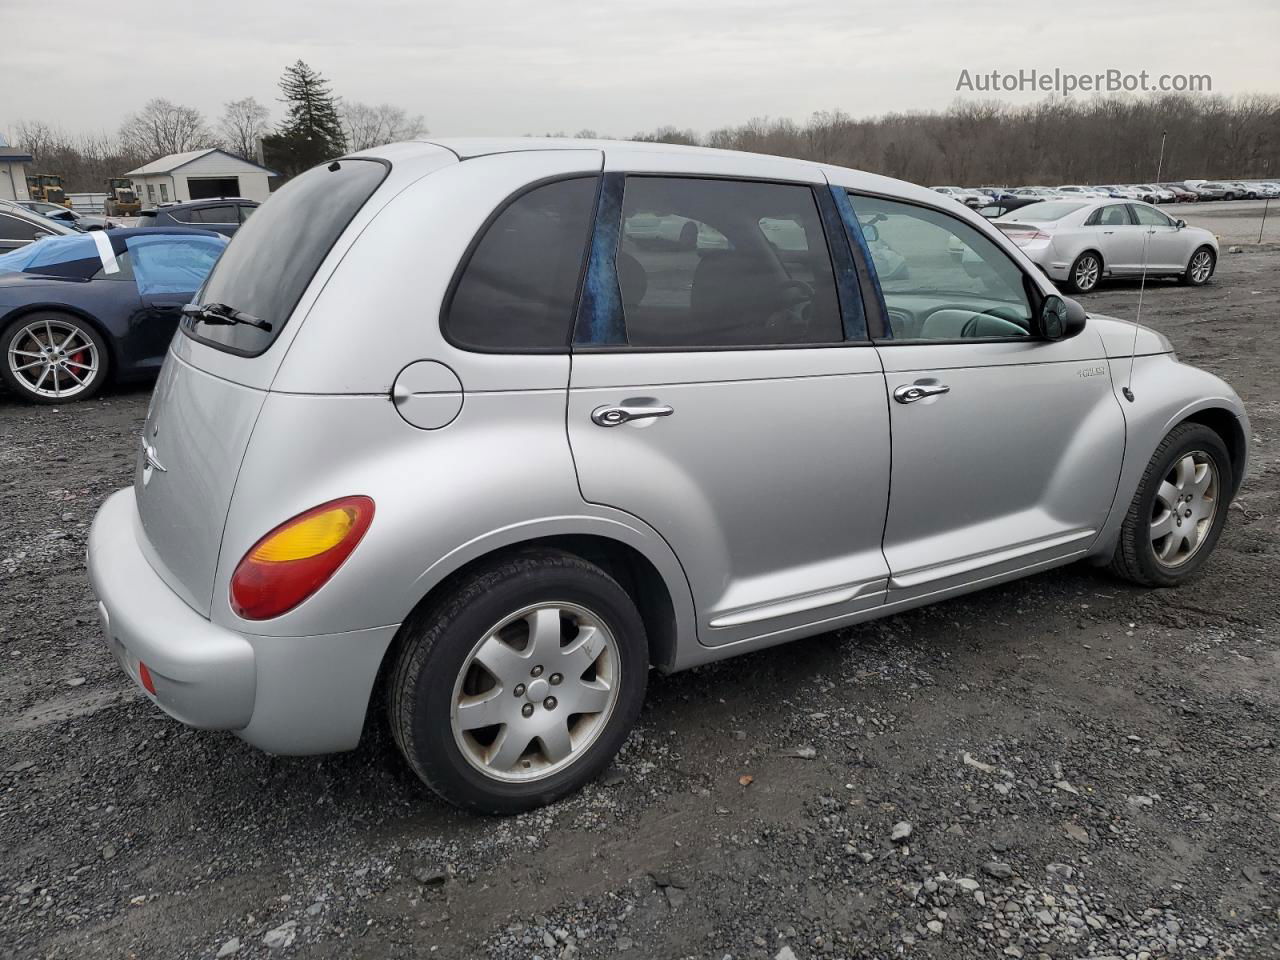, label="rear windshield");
[183,158,388,356]
[1000,201,1085,222]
